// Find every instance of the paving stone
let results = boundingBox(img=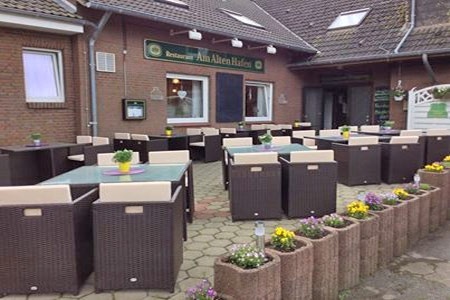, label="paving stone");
[195,256,217,267]
[184,250,203,260]
[208,239,232,247]
[179,259,196,271]
[185,242,209,251]
[80,293,113,300]
[177,278,205,293]
[218,225,239,232]
[400,261,435,275]
[202,247,227,256]
[146,289,179,299]
[62,284,94,298]
[1,295,27,300]
[214,232,236,239]
[231,236,254,244]
[187,266,214,278]
[191,235,215,243]
[28,294,60,300]
[114,290,147,300]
